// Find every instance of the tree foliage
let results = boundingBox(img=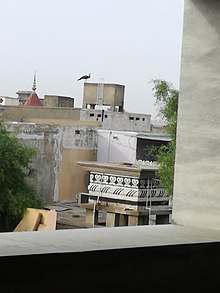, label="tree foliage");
[152,79,179,197]
[0,122,42,231]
